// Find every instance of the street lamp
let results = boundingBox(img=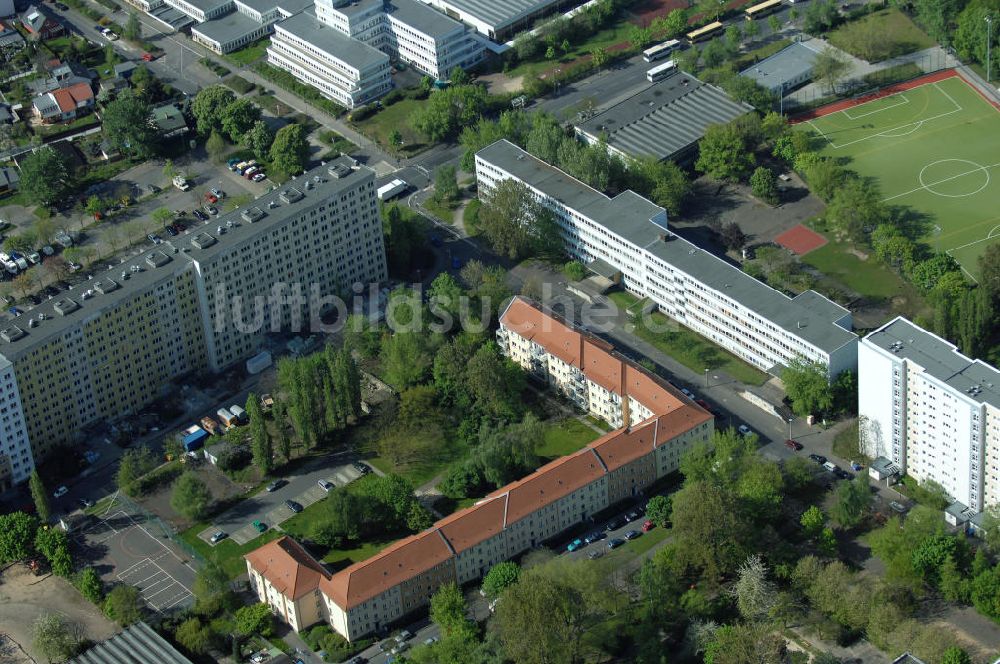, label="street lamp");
[787,417,793,441]
[987,15,994,84]
[704,367,709,388]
